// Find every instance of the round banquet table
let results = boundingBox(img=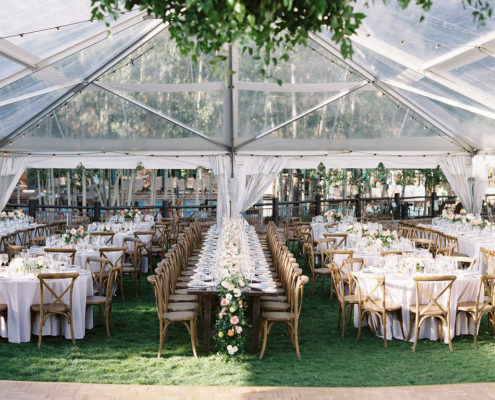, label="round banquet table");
[0,271,93,343]
[353,271,480,343]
